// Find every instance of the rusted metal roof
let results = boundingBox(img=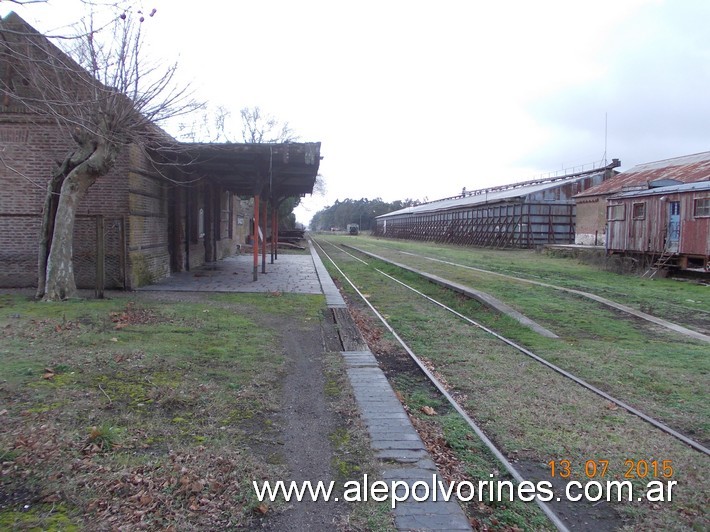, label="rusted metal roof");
[610,179,710,199]
[576,151,710,198]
